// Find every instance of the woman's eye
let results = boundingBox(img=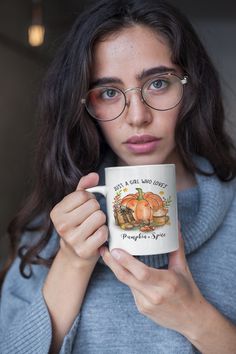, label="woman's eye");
[101,88,119,99]
[150,79,168,90]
